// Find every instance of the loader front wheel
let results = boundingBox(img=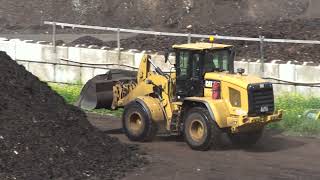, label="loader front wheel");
[184,107,222,151]
[123,102,157,142]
